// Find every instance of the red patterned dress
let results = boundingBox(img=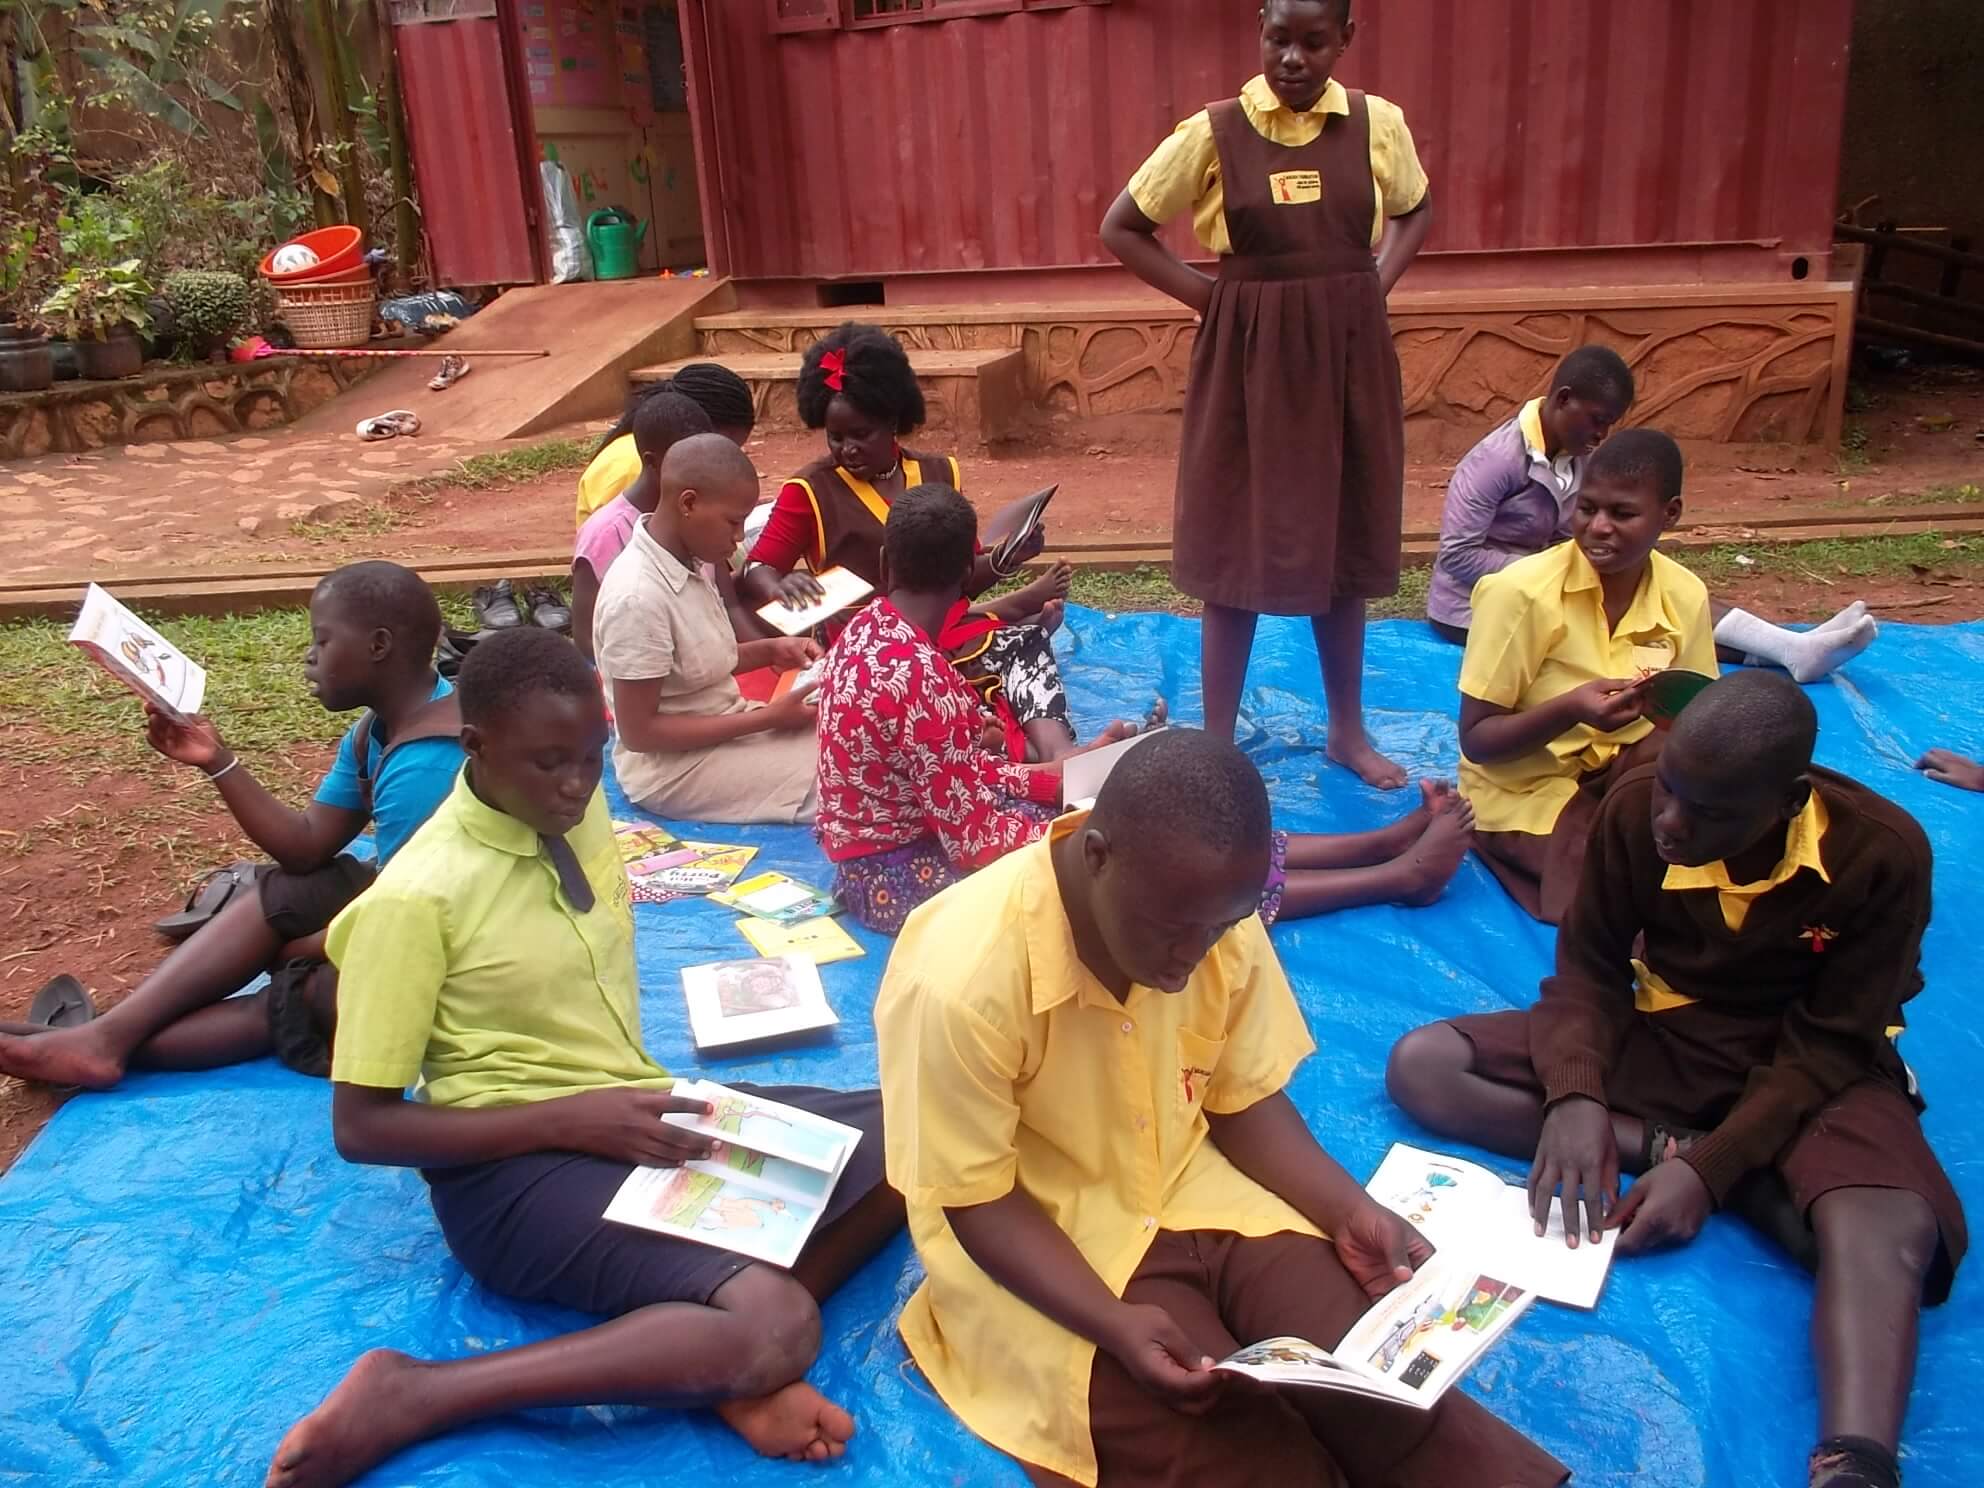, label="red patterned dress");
[815,599,1062,932]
